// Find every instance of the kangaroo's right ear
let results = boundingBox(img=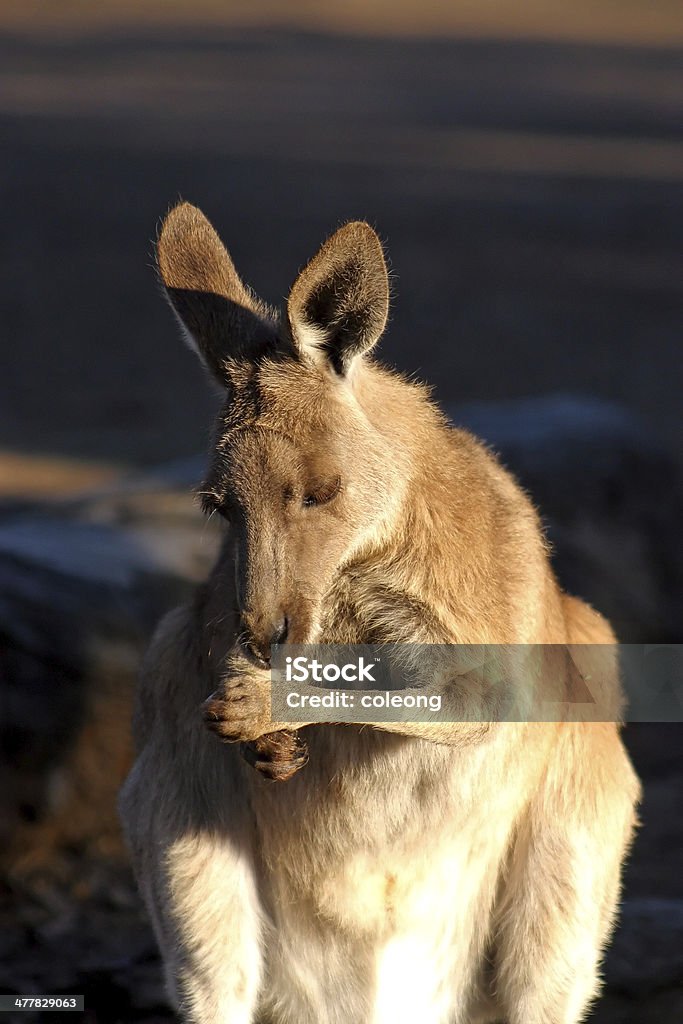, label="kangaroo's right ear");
[156,202,277,383]
[287,221,389,376]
